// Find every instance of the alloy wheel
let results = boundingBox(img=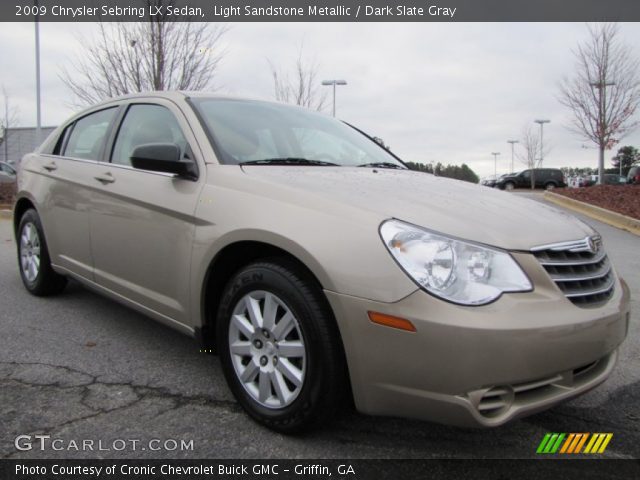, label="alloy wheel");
[20,222,41,283]
[228,290,306,409]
